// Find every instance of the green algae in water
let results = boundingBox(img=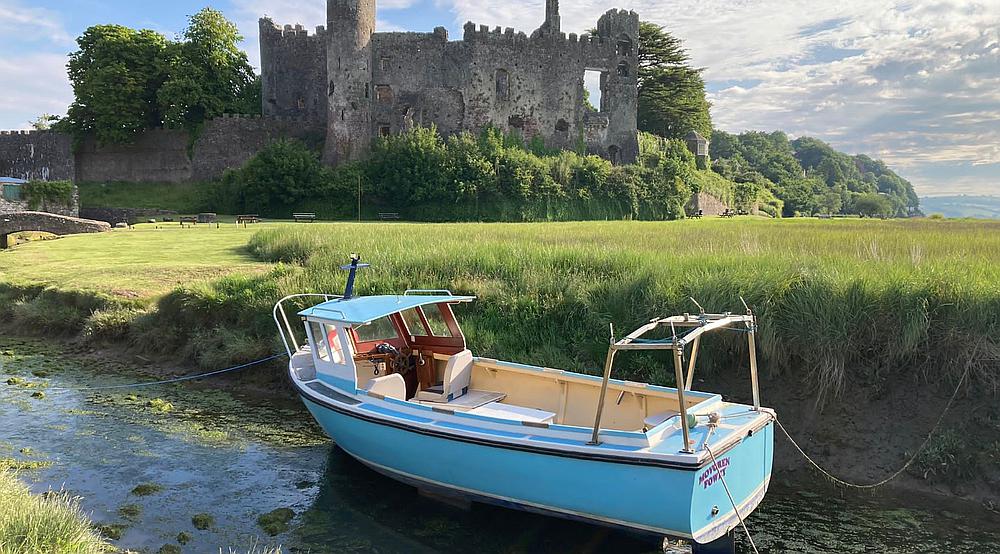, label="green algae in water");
[118,503,142,520]
[257,507,295,536]
[94,522,128,540]
[131,483,163,496]
[30,391,45,399]
[192,513,215,530]
[176,531,191,545]
[6,376,26,386]
[148,398,174,413]
[31,369,50,378]
[158,545,182,554]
